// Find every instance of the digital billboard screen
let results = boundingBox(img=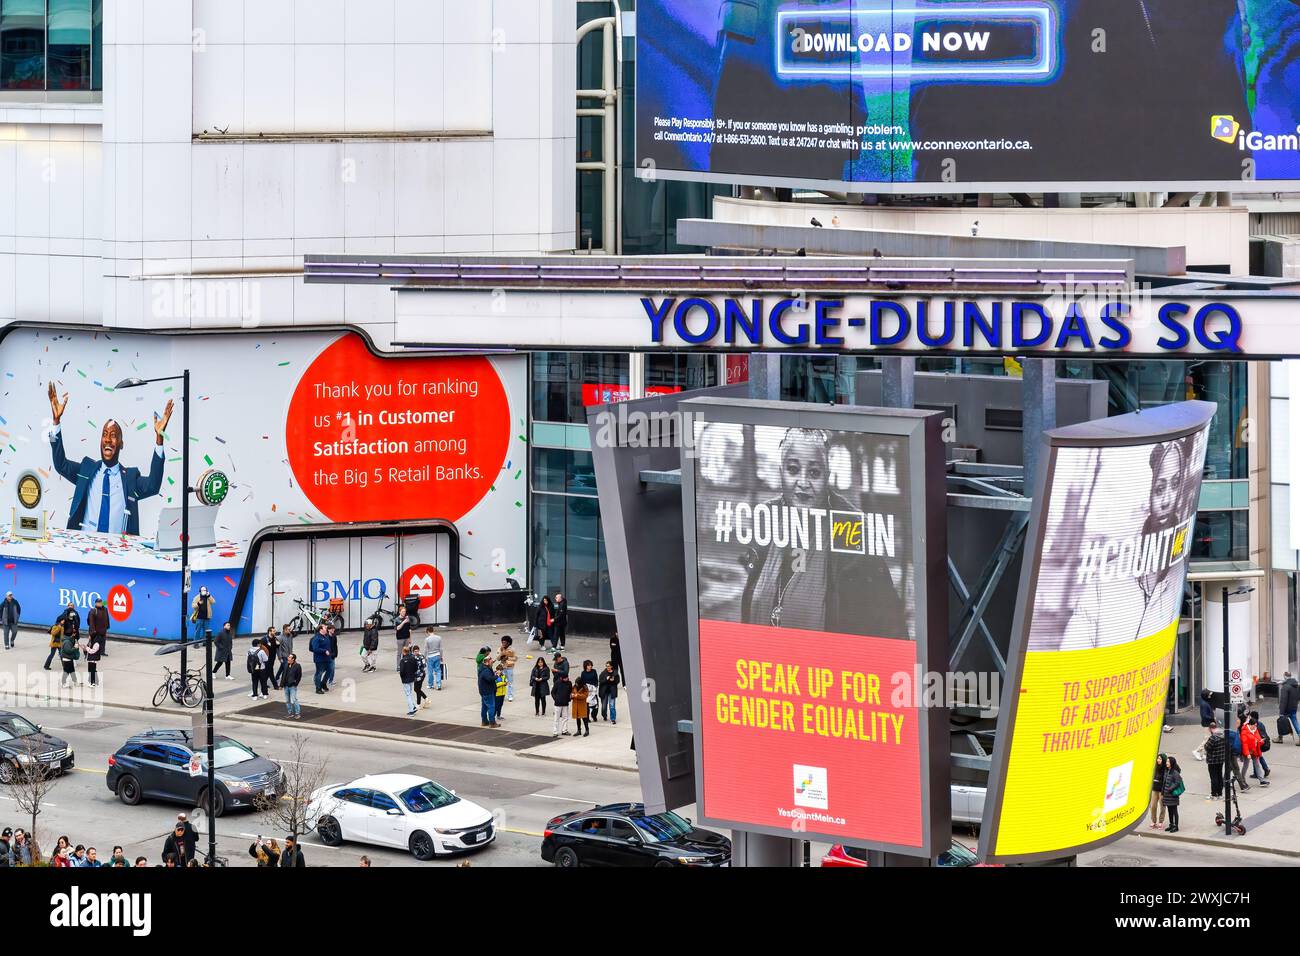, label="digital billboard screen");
[980,401,1214,863]
[683,399,948,854]
[636,0,1300,191]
